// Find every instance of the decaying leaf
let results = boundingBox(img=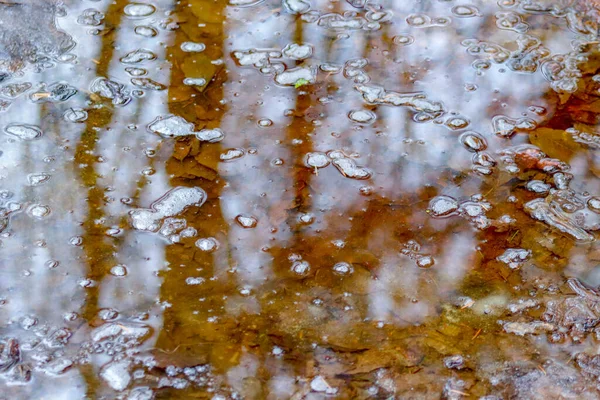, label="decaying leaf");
[166,157,218,181]
[182,54,217,92]
[529,127,582,161]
